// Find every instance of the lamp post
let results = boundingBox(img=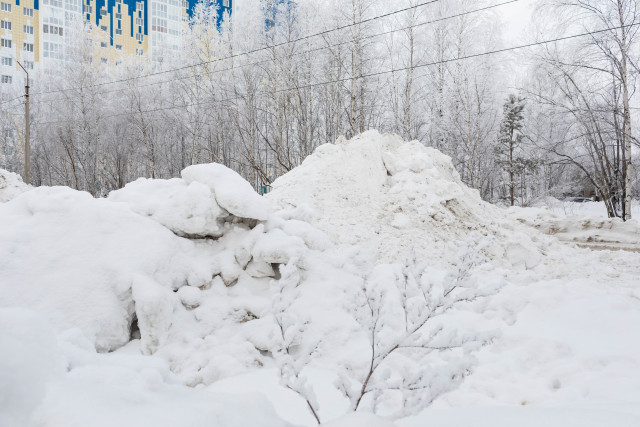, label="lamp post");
[16,60,29,184]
